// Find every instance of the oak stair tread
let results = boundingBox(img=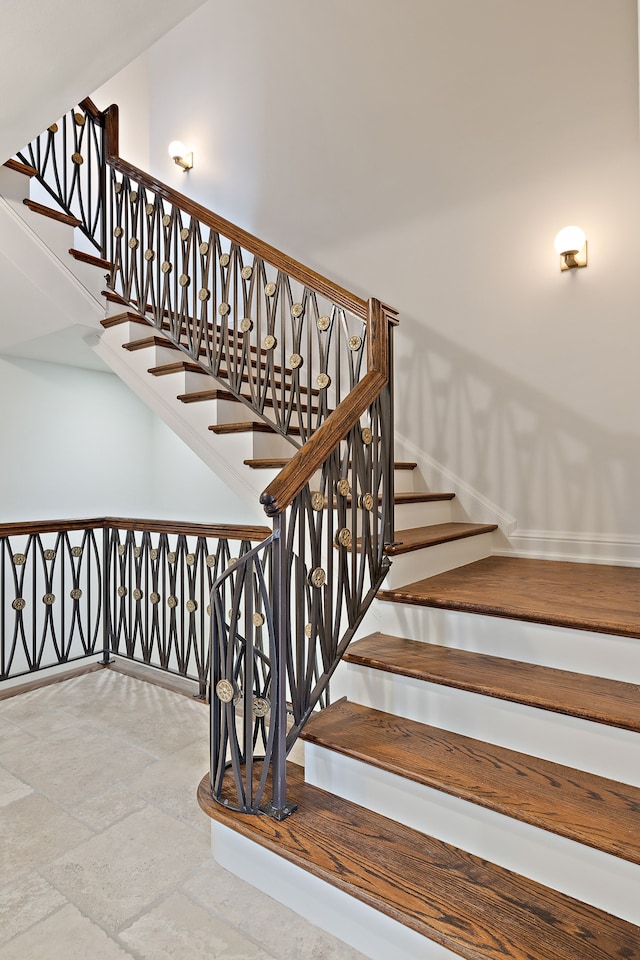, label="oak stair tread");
[208,421,301,437]
[23,198,81,227]
[243,457,418,470]
[344,632,640,733]
[68,248,113,271]
[148,360,206,376]
[378,555,640,639]
[197,765,640,960]
[177,389,322,416]
[123,336,180,352]
[386,521,497,555]
[100,312,151,330]
[4,158,38,177]
[301,698,640,864]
